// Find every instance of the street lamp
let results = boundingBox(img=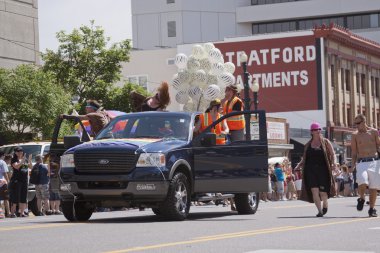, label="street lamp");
[251,79,260,111]
[240,52,251,141]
